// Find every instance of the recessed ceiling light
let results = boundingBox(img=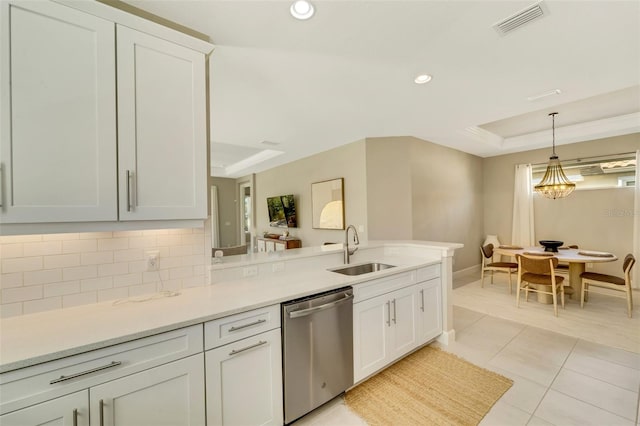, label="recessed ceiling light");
[290,0,314,20]
[414,74,432,84]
